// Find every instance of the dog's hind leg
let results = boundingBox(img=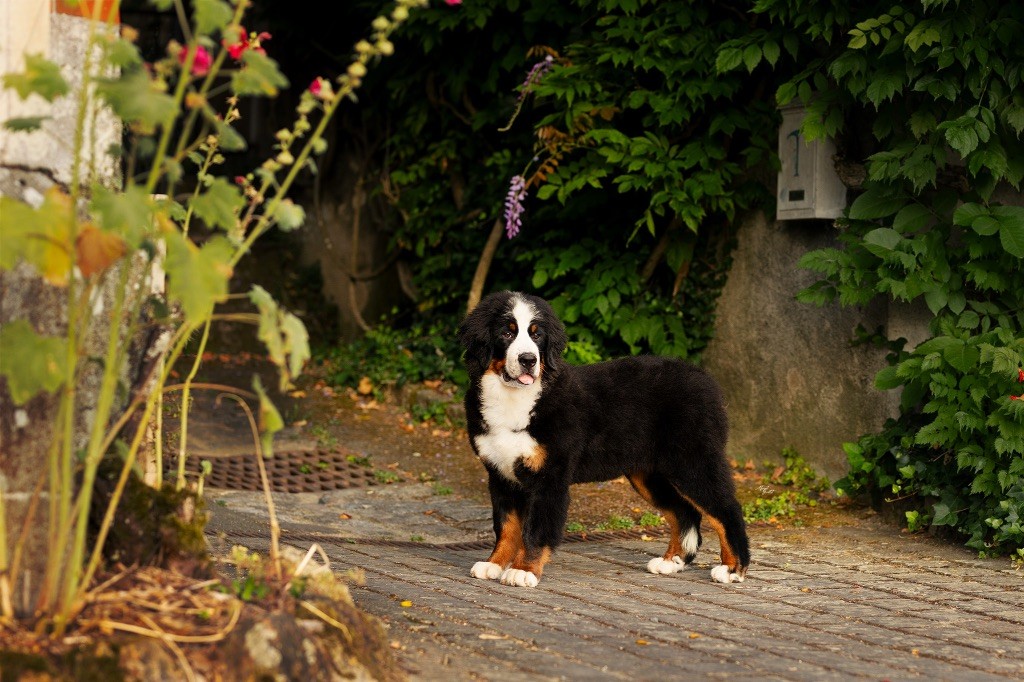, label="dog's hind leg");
[676,488,750,584]
[628,474,703,575]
